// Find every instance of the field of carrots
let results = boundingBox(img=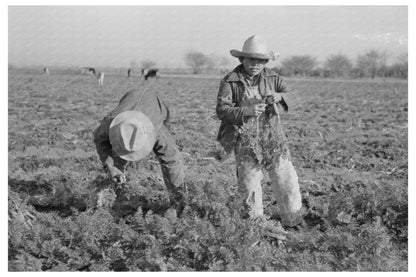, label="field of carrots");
[8,68,408,271]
